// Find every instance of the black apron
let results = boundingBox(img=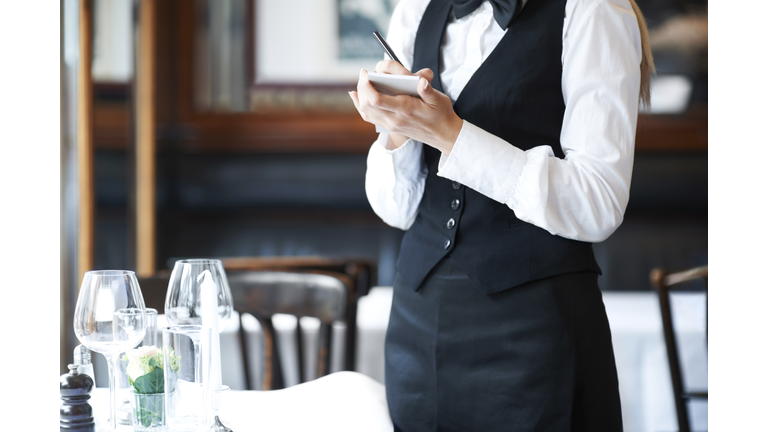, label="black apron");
[385,257,623,431]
